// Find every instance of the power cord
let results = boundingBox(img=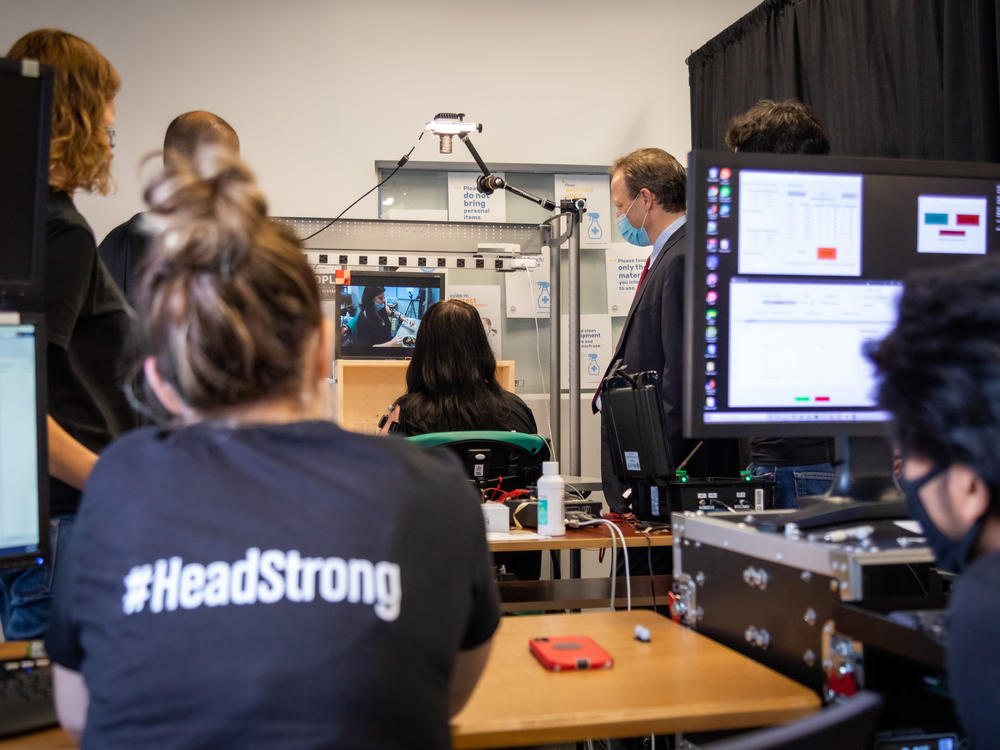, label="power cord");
[297,129,426,242]
[567,516,631,610]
